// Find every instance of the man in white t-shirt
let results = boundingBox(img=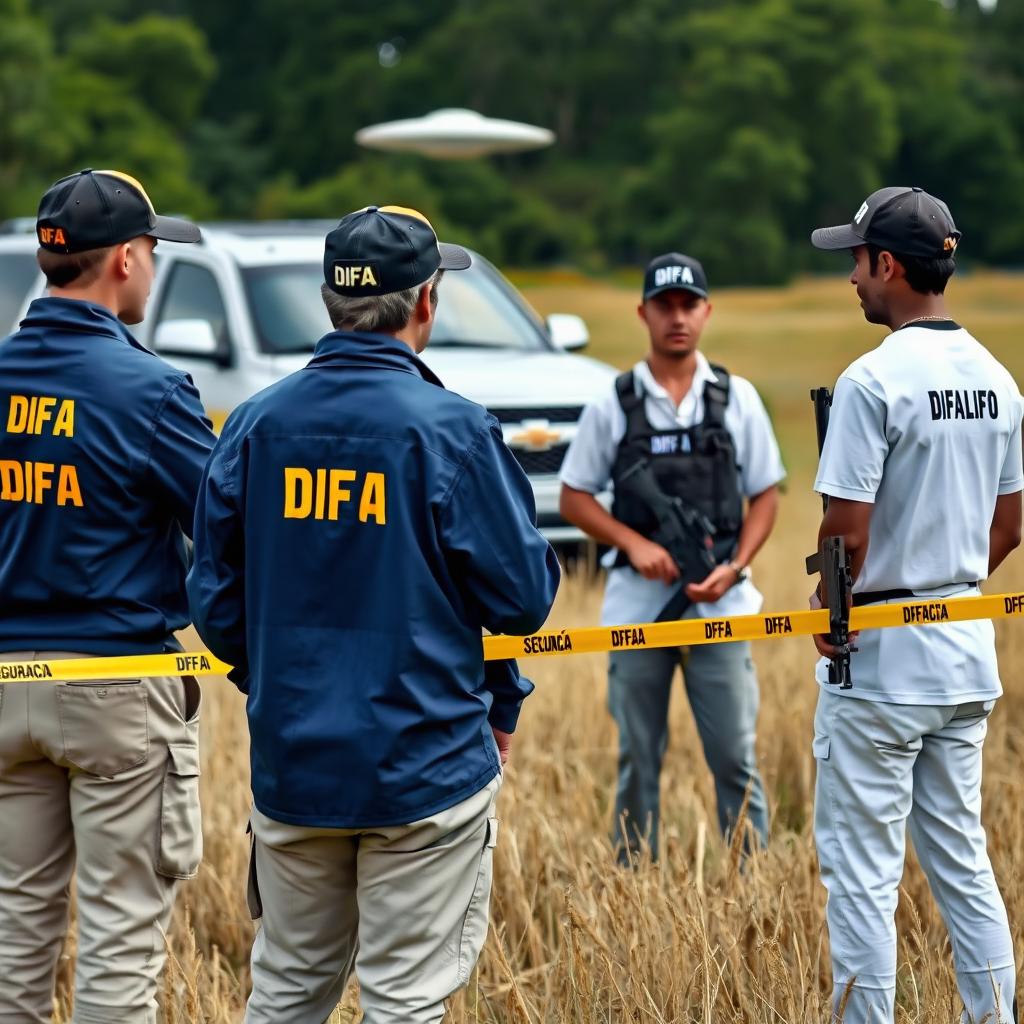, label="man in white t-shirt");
[559,253,785,861]
[810,187,1022,1023]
